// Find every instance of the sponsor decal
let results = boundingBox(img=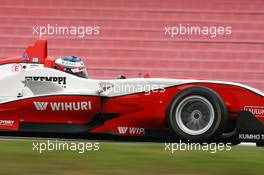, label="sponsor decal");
[61,60,78,67]
[117,126,145,135]
[22,52,29,60]
[29,64,43,69]
[117,127,128,134]
[238,133,264,141]
[0,120,14,126]
[12,64,23,72]
[25,76,66,86]
[244,106,264,118]
[33,102,48,111]
[32,57,39,62]
[33,101,92,111]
